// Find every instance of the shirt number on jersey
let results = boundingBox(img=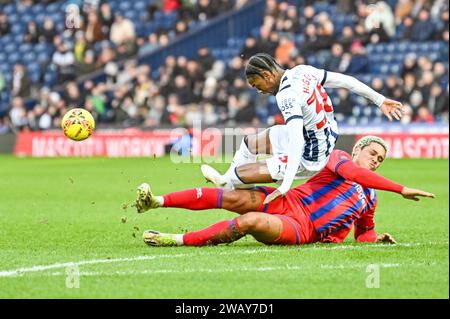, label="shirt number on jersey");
[306,84,333,129]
